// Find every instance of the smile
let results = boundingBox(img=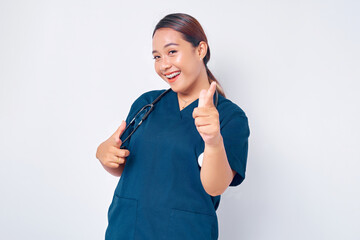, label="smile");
[165,71,181,78]
[165,71,181,83]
